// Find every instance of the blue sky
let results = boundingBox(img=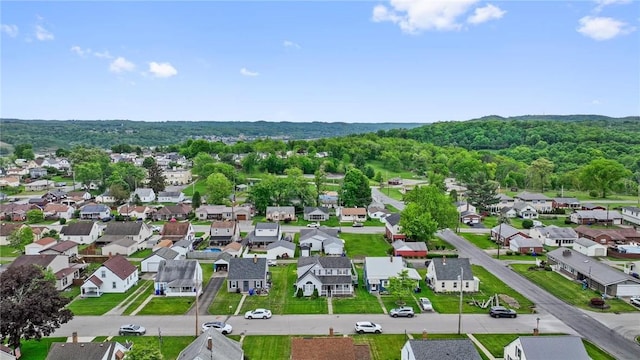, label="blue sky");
[1,0,638,123]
